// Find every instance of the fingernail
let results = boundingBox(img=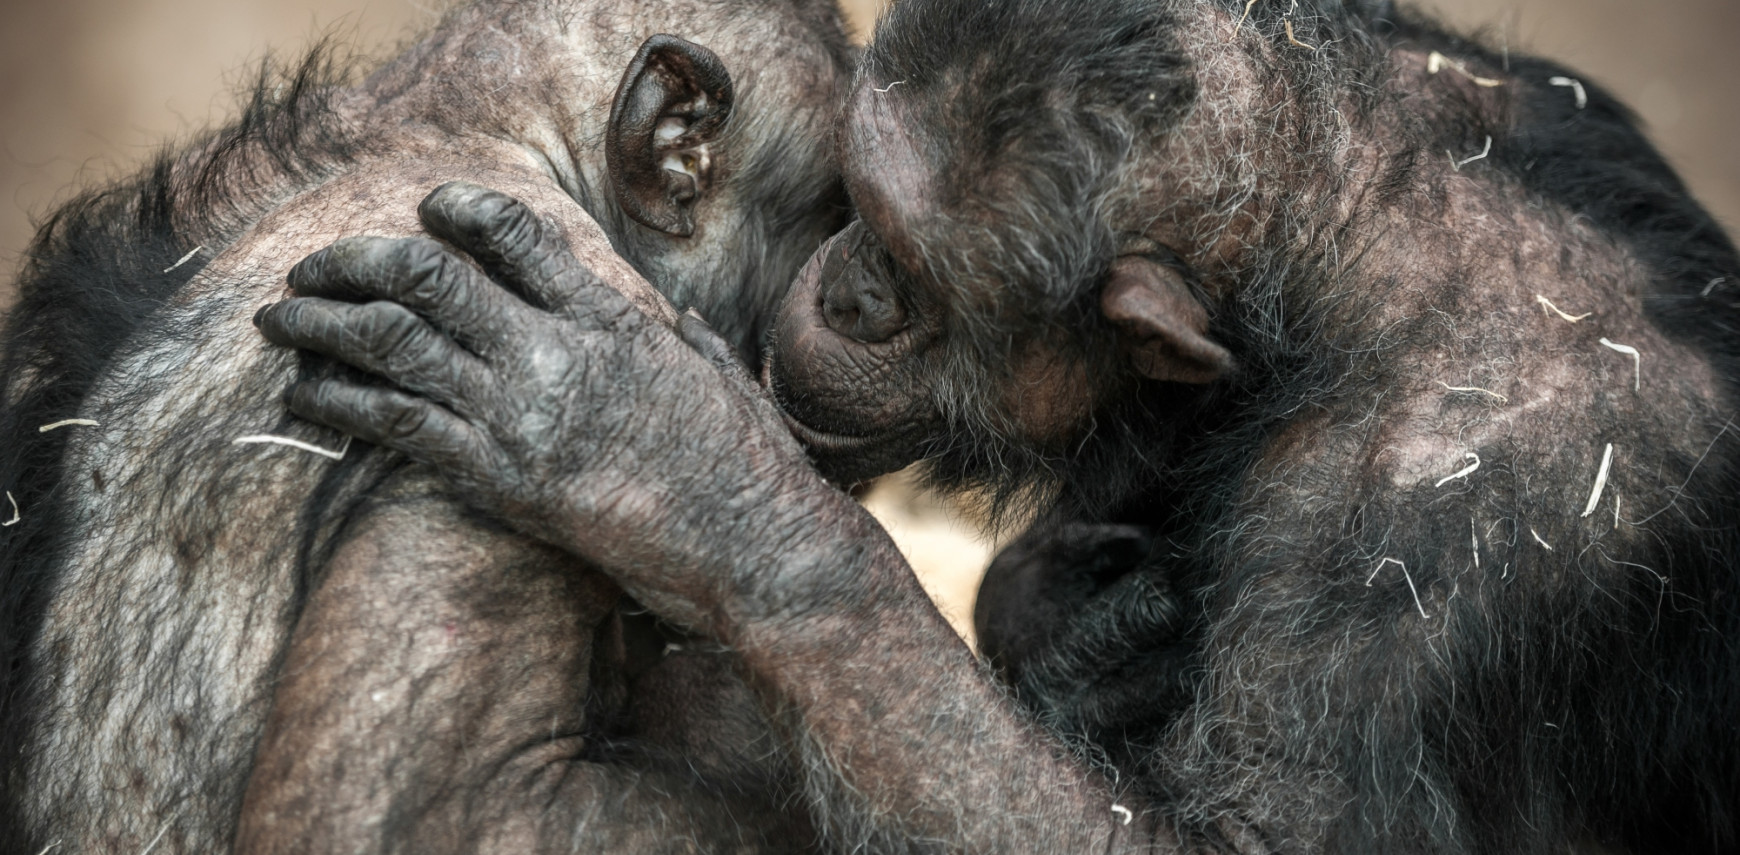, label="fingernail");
[286,255,313,289]
[253,304,272,327]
